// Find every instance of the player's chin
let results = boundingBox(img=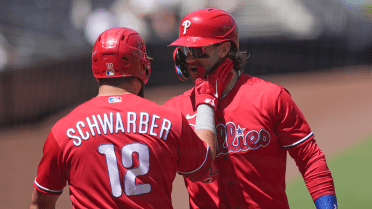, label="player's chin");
[189,68,199,83]
[189,68,206,83]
